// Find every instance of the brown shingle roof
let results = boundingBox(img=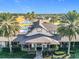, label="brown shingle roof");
[42,23,58,32]
[25,36,59,44]
[14,34,60,44]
